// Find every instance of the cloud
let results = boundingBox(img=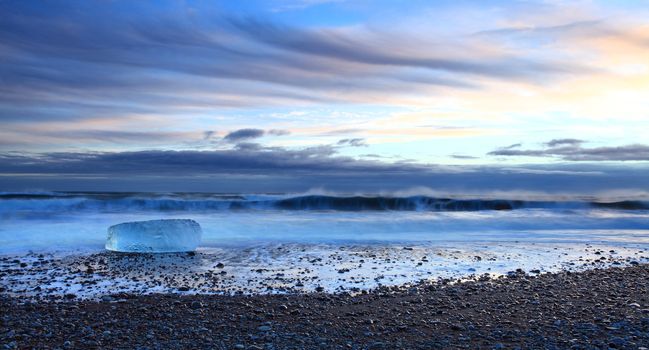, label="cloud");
[0,4,475,124]
[1,0,647,161]
[563,145,649,161]
[222,128,291,143]
[0,1,601,129]
[317,129,366,136]
[228,17,588,80]
[489,140,649,161]
[233,142,264,151]
[498,167,604,176]
[268,129,291,136]
[0,127,198,146]
[473,20,609,39]
[545,138,584,147]
[0,147,421,176]
[271,0,347,12]
[472,19,649,49]
[1,149,648,194]
[336,138,367,147]
[450,154,478,160]
[224,129,266,142]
